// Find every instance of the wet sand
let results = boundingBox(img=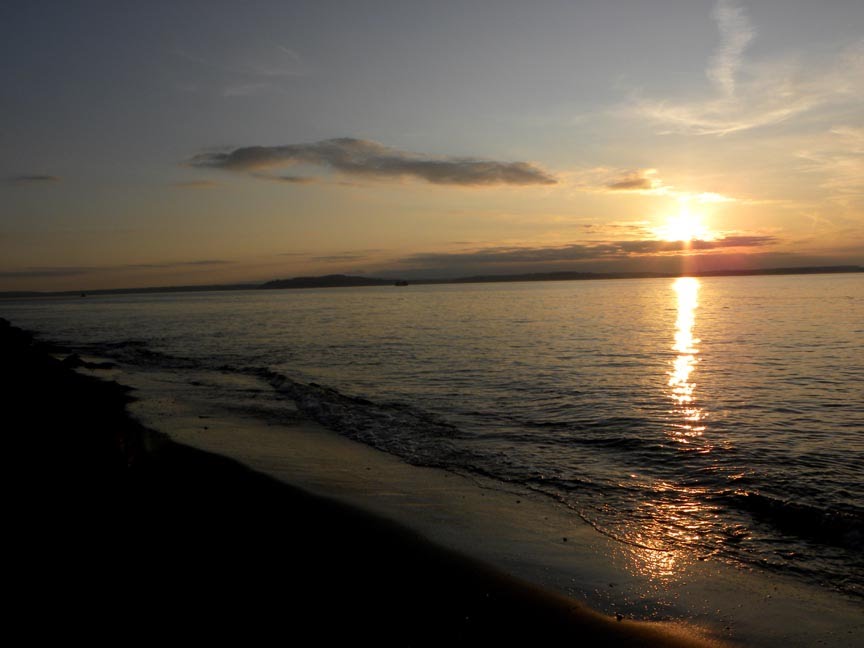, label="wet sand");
[1,317,732,646]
